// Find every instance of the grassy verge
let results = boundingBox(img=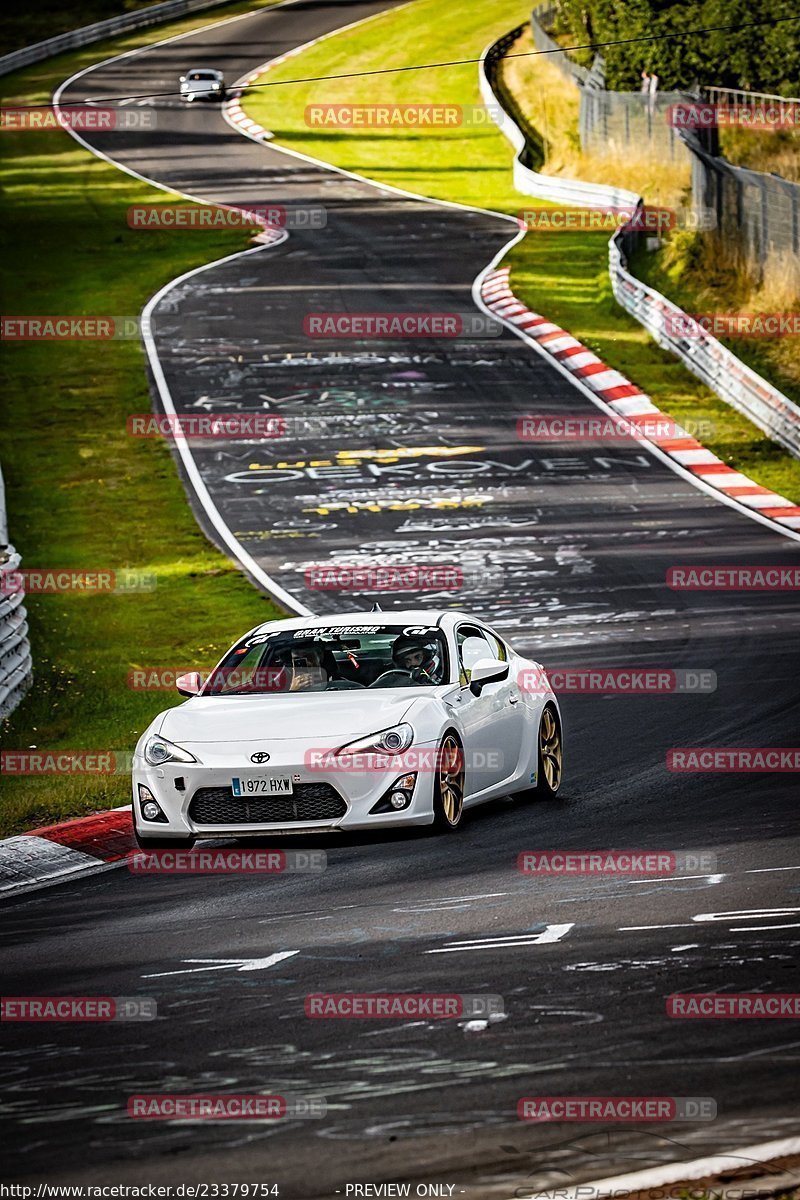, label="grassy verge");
[243,4,800,503]
[0,1,285,837]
